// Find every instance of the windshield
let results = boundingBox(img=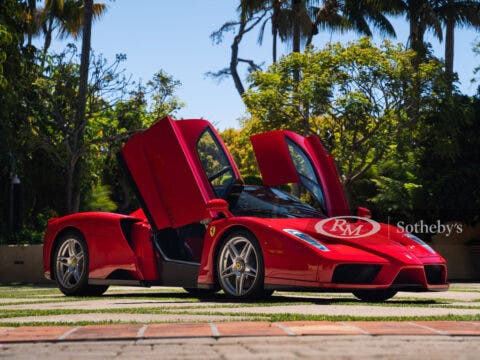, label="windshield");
[231,185,325,219]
